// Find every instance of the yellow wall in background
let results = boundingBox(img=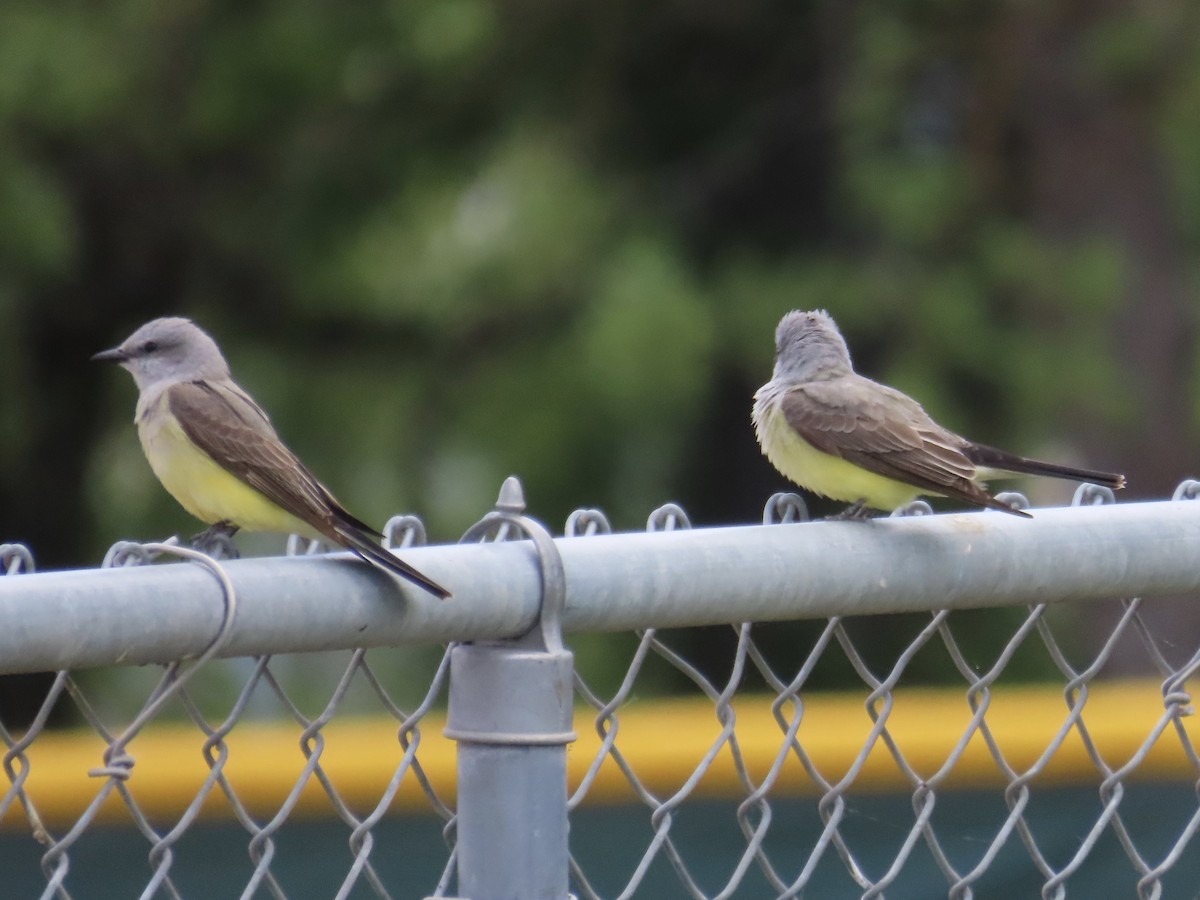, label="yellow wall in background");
[2,679,1193,832]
